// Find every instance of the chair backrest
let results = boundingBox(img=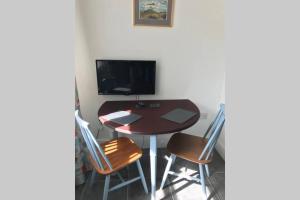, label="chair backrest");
[75,110,113,171]
[198,104,225,161]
